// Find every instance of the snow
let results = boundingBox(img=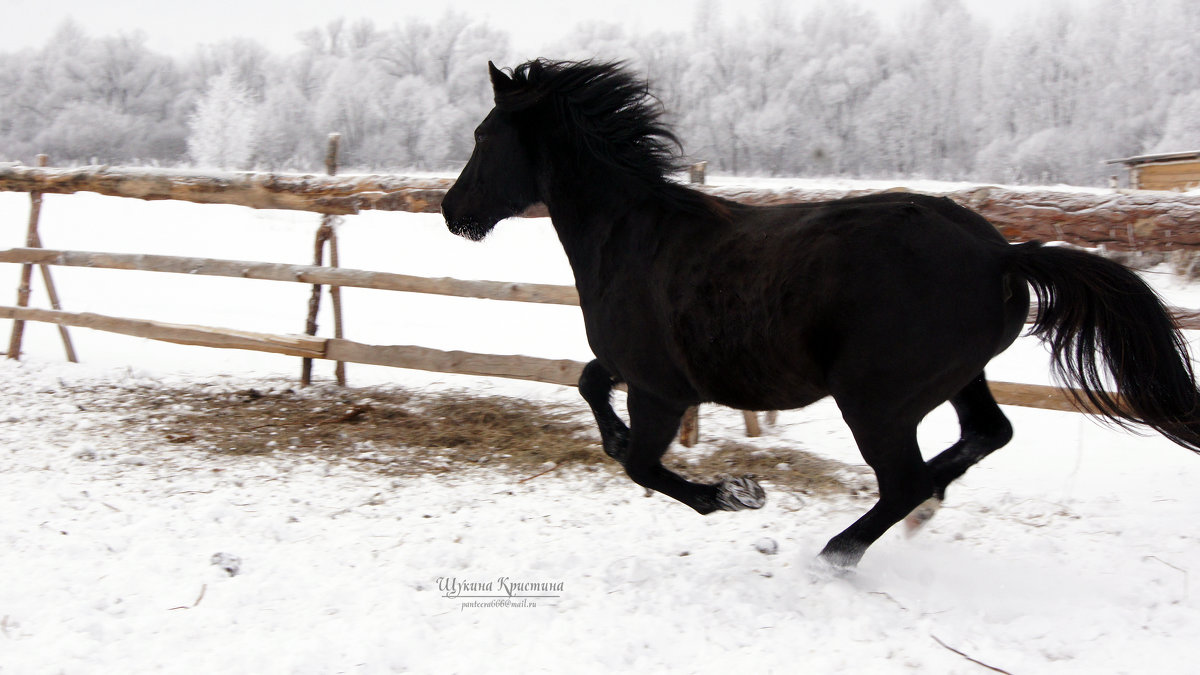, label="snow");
[2,189,1199,673]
